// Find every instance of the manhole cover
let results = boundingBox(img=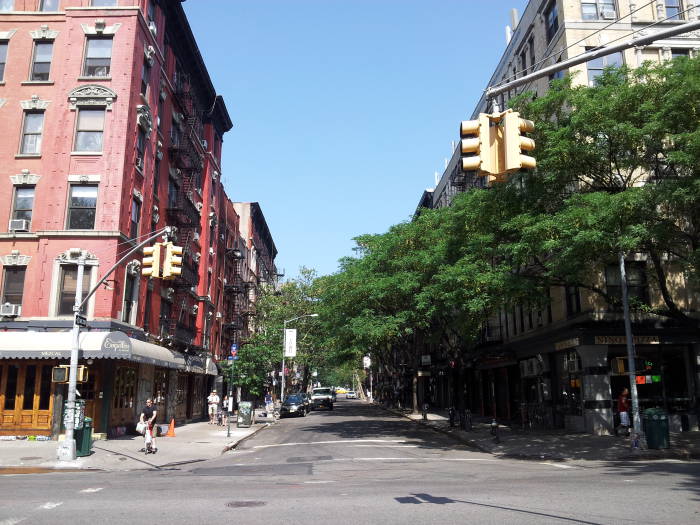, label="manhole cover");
[226,501,266,508]
[20,457,43,461]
